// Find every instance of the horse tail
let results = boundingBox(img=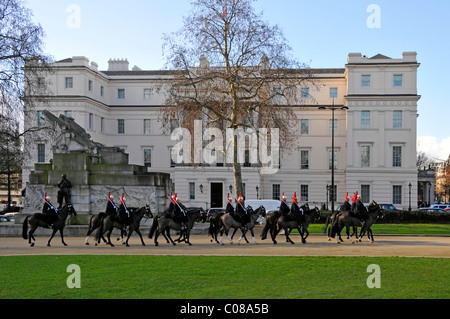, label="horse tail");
[208,219,216,236]
[329,217,338,238]
[95,216,104,242]
[260,221,271,240]
[22,216,29,240]
[322,215,330,233]
[148,215,159,239]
